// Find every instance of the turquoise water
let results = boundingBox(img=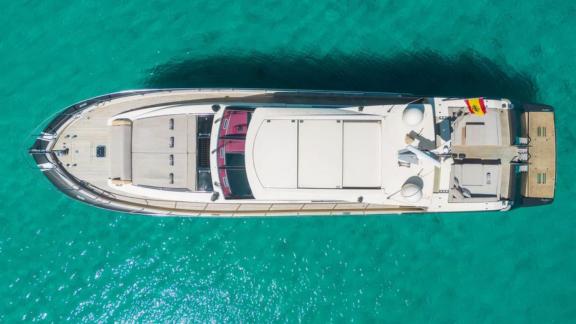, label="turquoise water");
[2,0,576,321]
